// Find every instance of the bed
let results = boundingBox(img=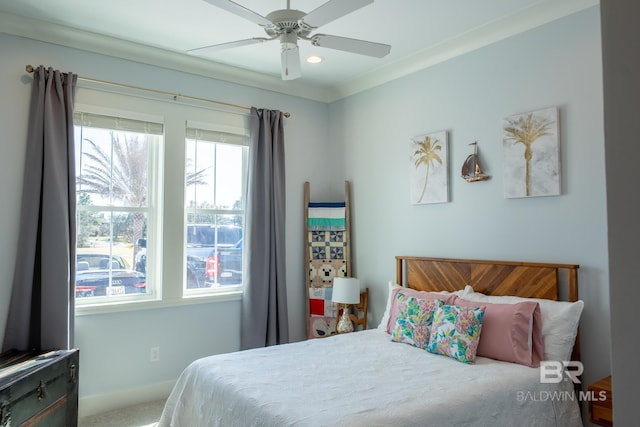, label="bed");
[158,256,584,427]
